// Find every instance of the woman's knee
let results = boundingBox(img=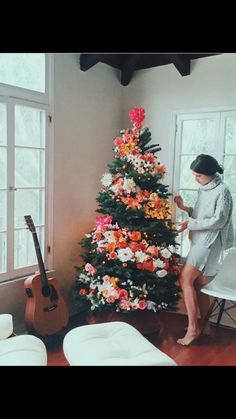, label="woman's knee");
[179,264,201,289]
